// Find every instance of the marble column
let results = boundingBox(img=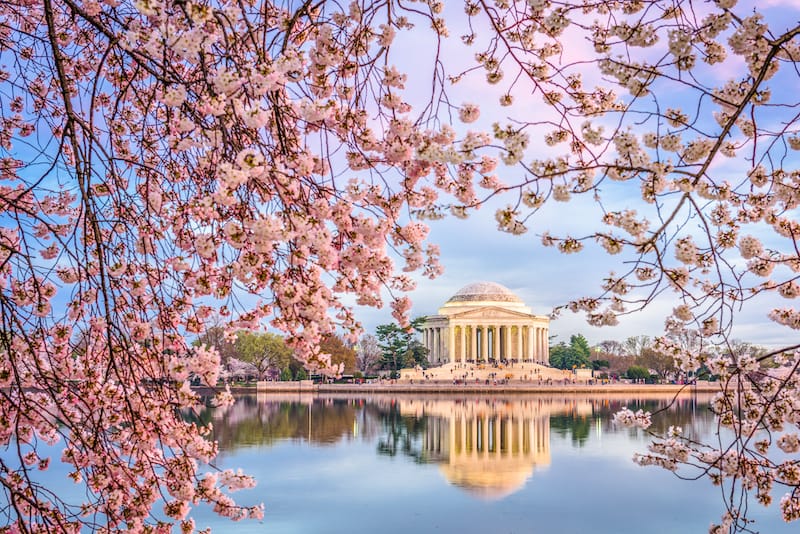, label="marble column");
[537,327,542,363]
[539,327,545,363]
[470,326,477,361]
[441,326,445,363]
[425,328,430,361]
[522,326,531,362]
[492,325,500,361]
[505,325,511,361]
[527,326,534,362]
[480,326,488,362]
[459,325,466,363]
[516,326,522,361]
[429,328,433,359]
[447,325,453,363]
[442,327,446,362]
[429,327,435,362]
